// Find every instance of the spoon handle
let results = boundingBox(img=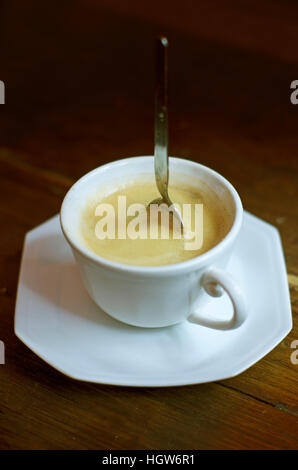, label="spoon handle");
[154,36,169,202]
